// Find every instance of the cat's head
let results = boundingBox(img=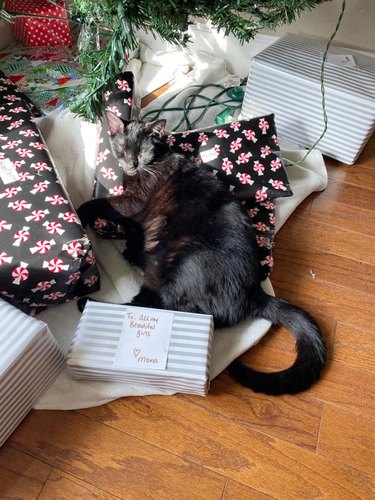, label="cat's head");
[105,112,167,176]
